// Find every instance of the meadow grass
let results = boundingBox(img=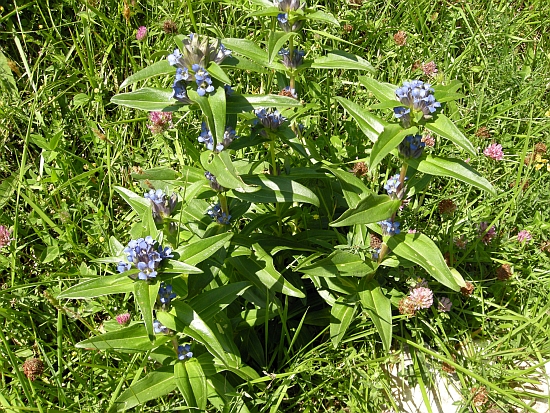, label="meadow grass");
[1,0,550,412]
